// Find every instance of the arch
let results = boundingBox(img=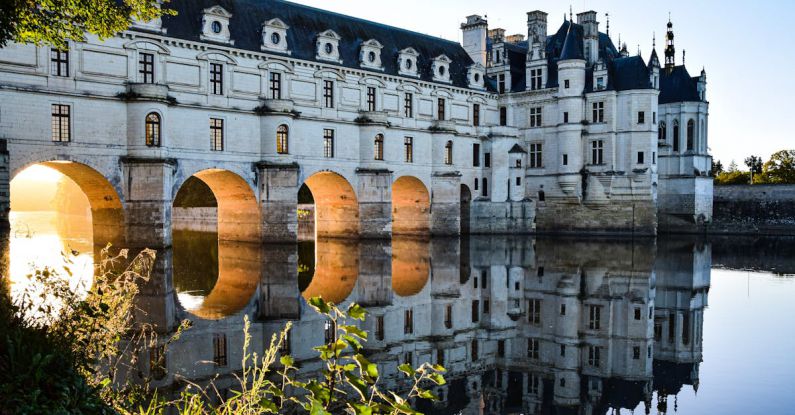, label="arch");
[392,237,430,297]
[300,239,358,304]
[145,112,161,147]
[374,134,384,160]
[276,124,289,154]
[303,171,359,238]
[460,184,472,234]
[197,51,238,65]
[687,119,695,151]
[123,39,171,55]
[392,176,430,235]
